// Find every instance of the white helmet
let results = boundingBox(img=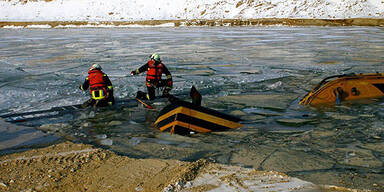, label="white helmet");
[90,63,102,70]
[150,53,161,62]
